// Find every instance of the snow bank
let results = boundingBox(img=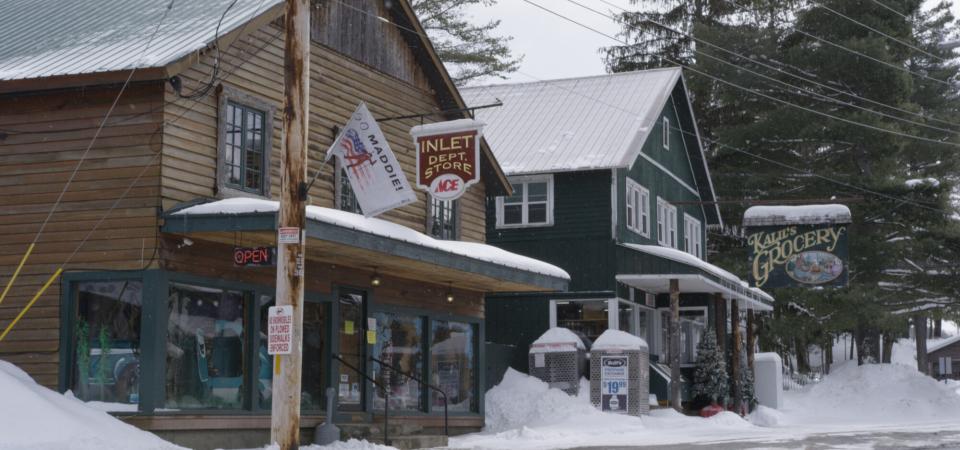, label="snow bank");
[592,329,648,351]
[0,360,184,450]
[530,327,585,353]
[483,369,603,432]
[782,361,960,426]
[747,405,784,427]
[172,198,570,280]
[743,204,852,225]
